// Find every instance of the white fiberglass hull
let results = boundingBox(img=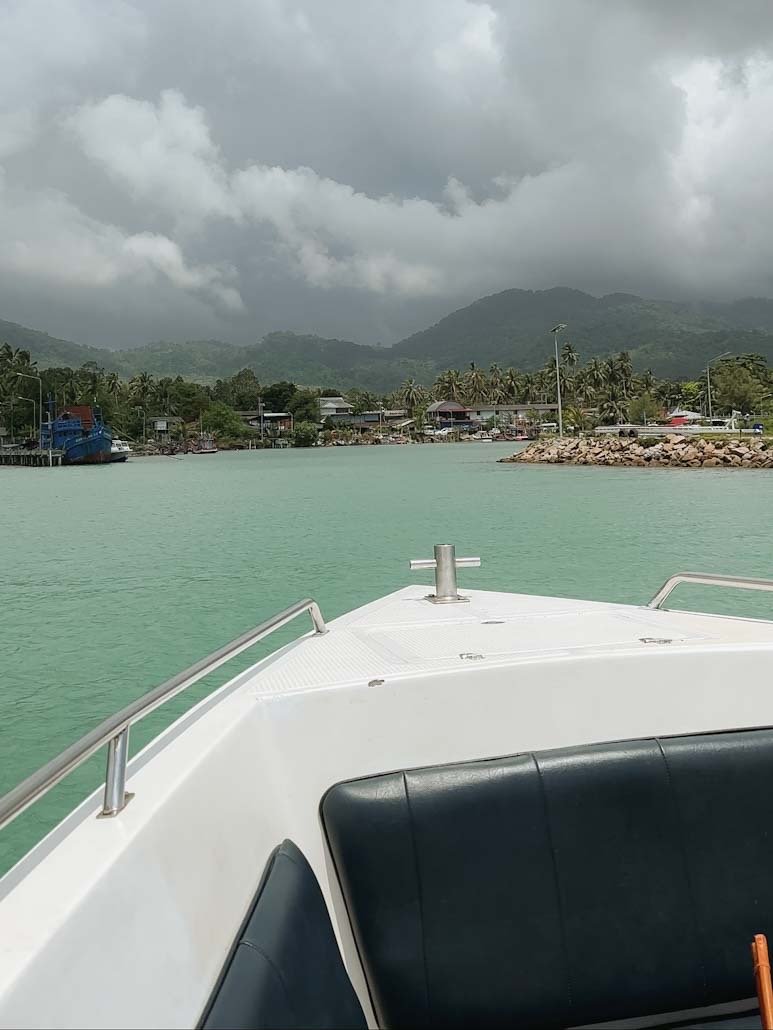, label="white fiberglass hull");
[3,582,773,1026]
